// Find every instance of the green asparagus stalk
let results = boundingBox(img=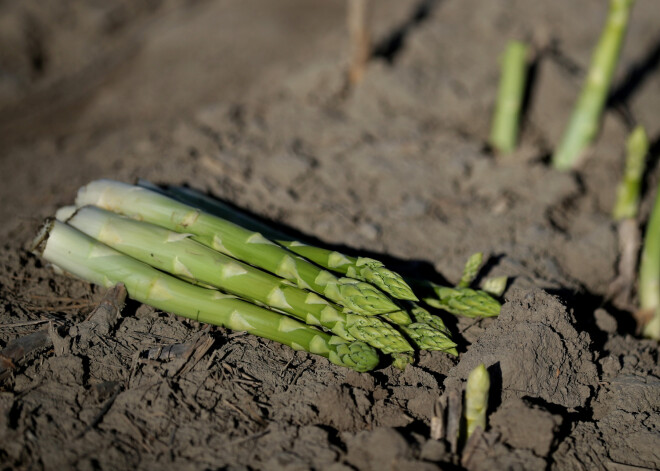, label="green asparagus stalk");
[31,219,379,372]
[62,206,412,353]
[151,183,418,301]
[639,181,660,339]
[75,180,398,316]
[464,363,490,439]
[489,40,528,154]
[552,0,636,170]
[613,126,649,221]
